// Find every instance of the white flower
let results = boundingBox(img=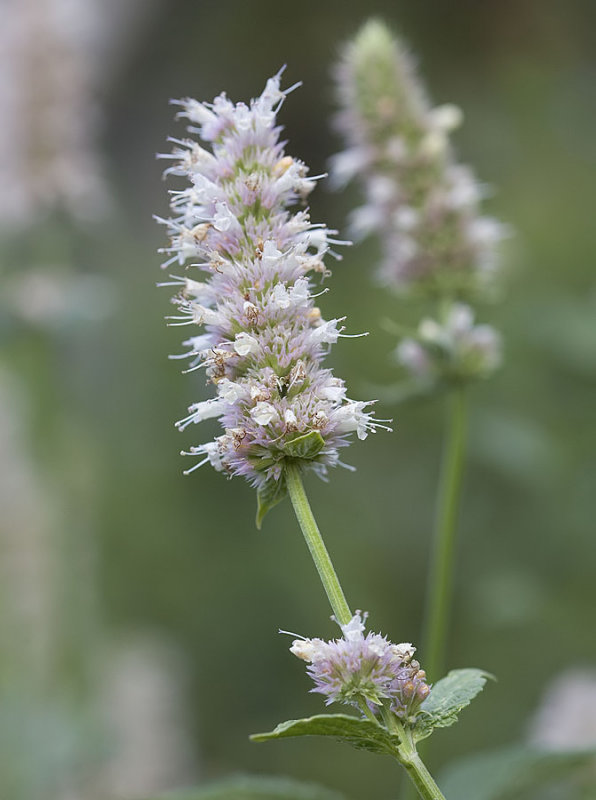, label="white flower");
[289,278,310,307]
[333,403,370,440]
[176,398,226,430]
[213,202,238,232]
[390,642,416,662]
[187,304,224,327]
[340,612,367,642]
[271,283,291,309]
[319,380,347,404]
[284,409,298,427]
[233,332,259,356]
[309,319,342,346]
[218,379,244,403]
[290,638,323,662]
[250,402,277,426]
